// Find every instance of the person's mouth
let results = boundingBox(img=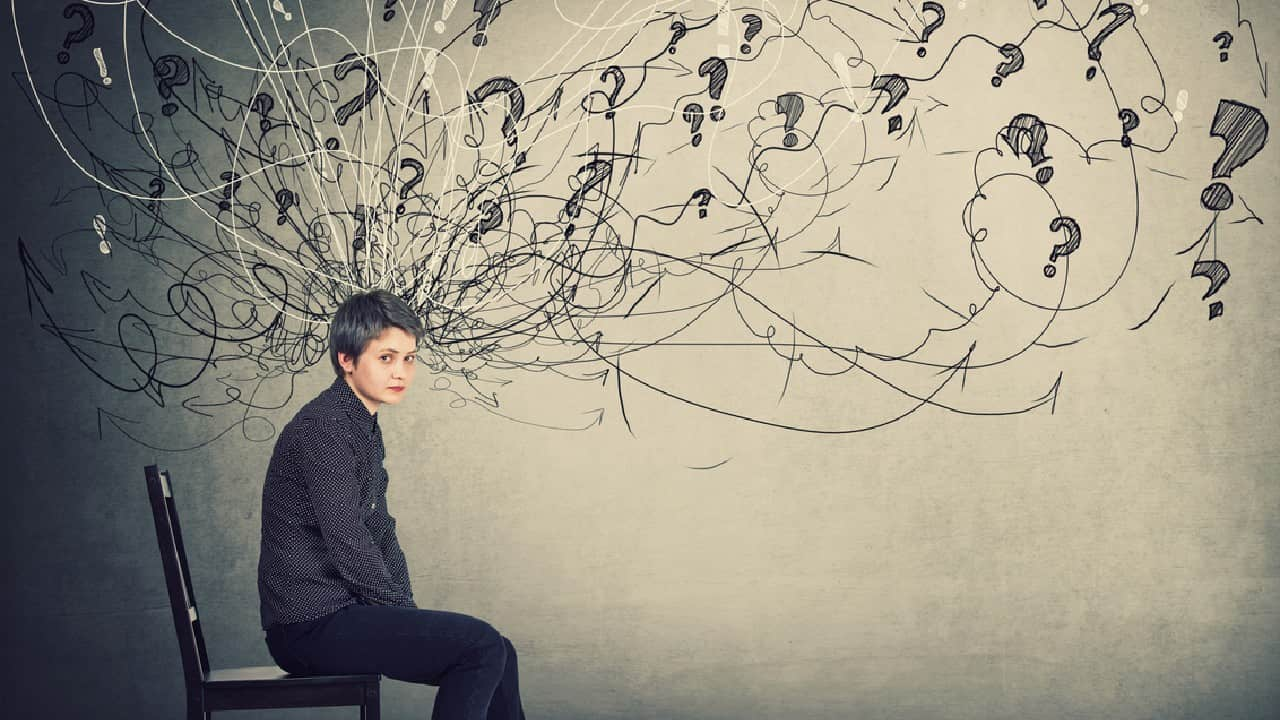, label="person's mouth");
[388,386,405,393]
